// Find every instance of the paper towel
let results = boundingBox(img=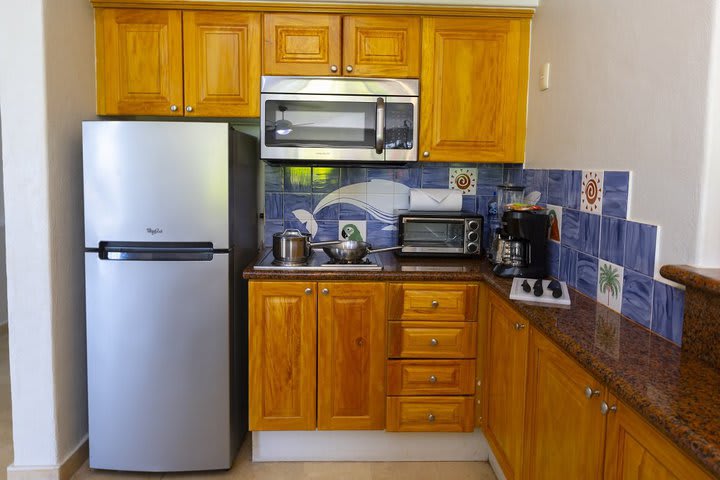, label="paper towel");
[409,189,463,212]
